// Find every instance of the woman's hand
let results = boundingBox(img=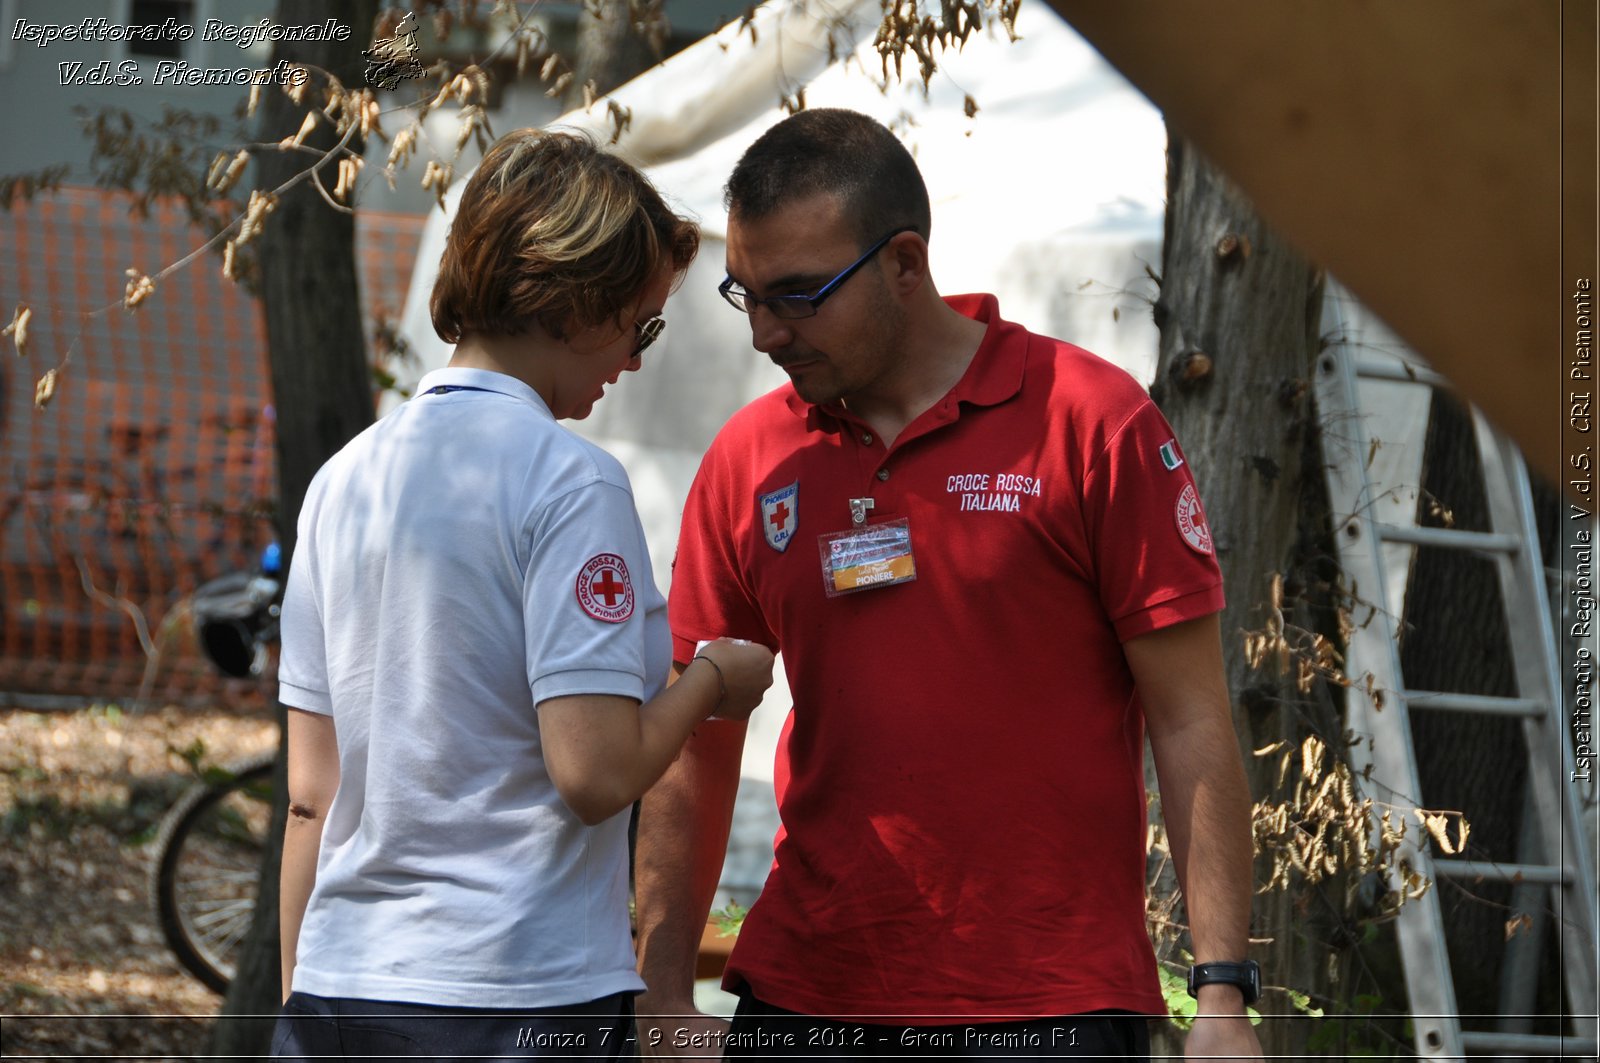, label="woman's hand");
[692,638,775,721]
